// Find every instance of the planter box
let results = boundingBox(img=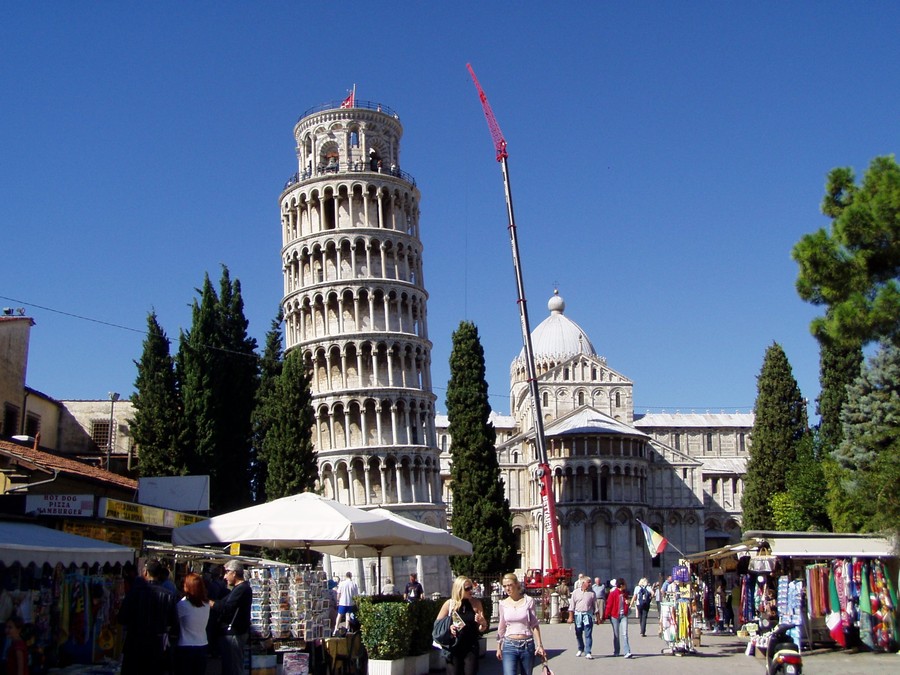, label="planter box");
[368,658,405,675]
